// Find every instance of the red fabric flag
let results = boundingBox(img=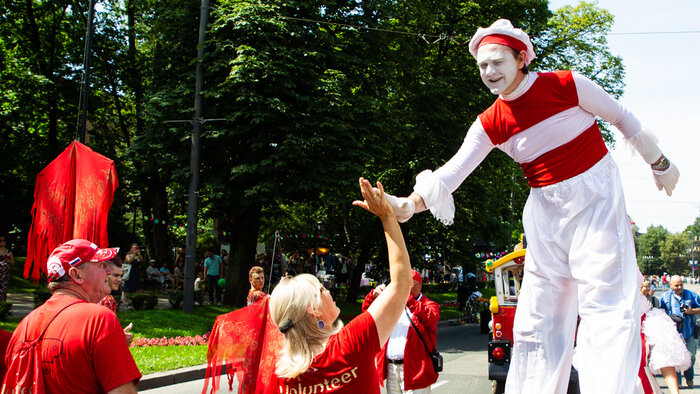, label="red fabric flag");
[203,296,283,394]
[25,140,118,282]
